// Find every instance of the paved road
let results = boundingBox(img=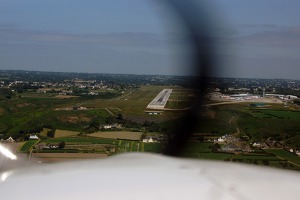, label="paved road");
[147,89,172,109]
